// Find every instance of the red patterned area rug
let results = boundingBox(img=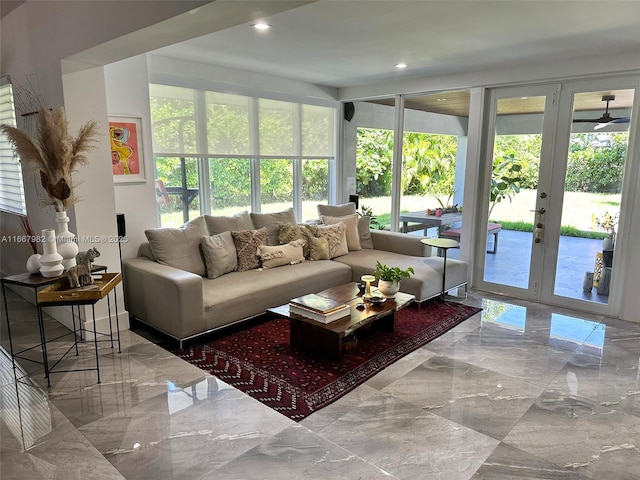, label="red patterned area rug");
[175,301,480,421]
